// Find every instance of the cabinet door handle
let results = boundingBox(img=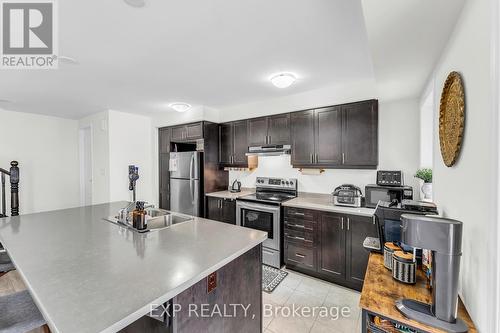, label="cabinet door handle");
[295,253,306,258]
[347,217,350,230]
[315,154,318,163]
[310,153,313,163]
[285,223,313,231]
[341,217,344,230]
[293,212,305,216]
[342,153,345,164]
[286,235,312,243]
[372,216,376,225]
